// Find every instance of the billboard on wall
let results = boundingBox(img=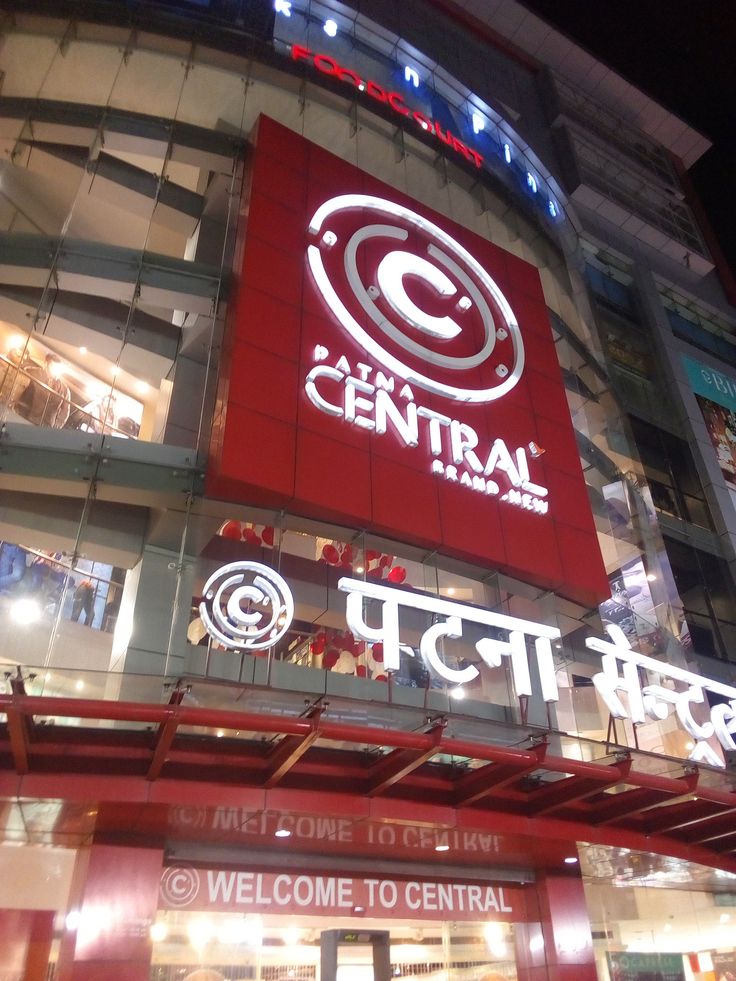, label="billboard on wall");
[683,354,736,490]
[208,115,608,607]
